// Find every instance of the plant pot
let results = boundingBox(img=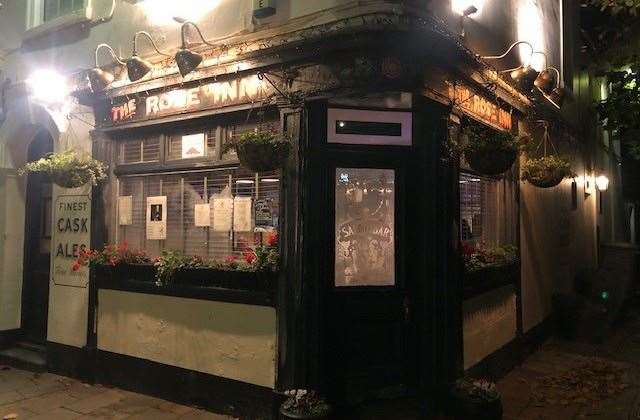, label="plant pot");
[117,263,157,283]
[236,141,290,172]
[279,406,331,420]
[51,170,92,189]
[463,263,519,299]
[525,171,566,188]
[448,389,502,420]
[173,268,275,291]
[464,148,517,176]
